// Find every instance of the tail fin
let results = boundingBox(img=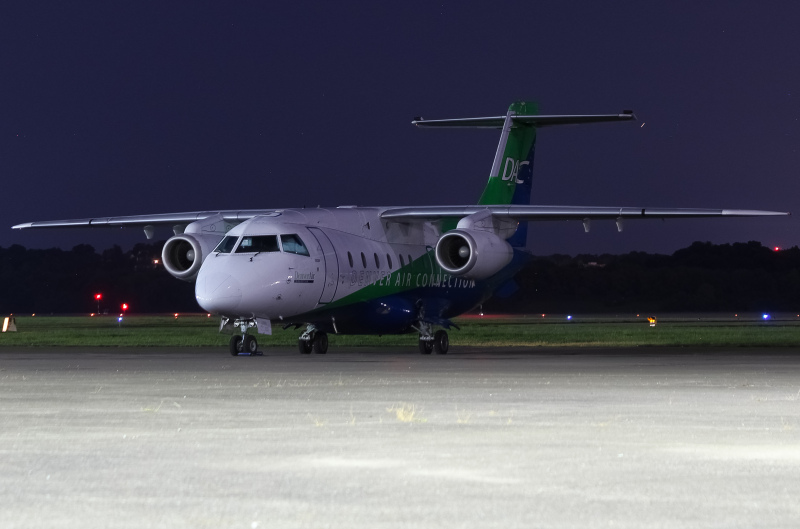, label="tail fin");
[478,101,539,207]
[412,103,636,246]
